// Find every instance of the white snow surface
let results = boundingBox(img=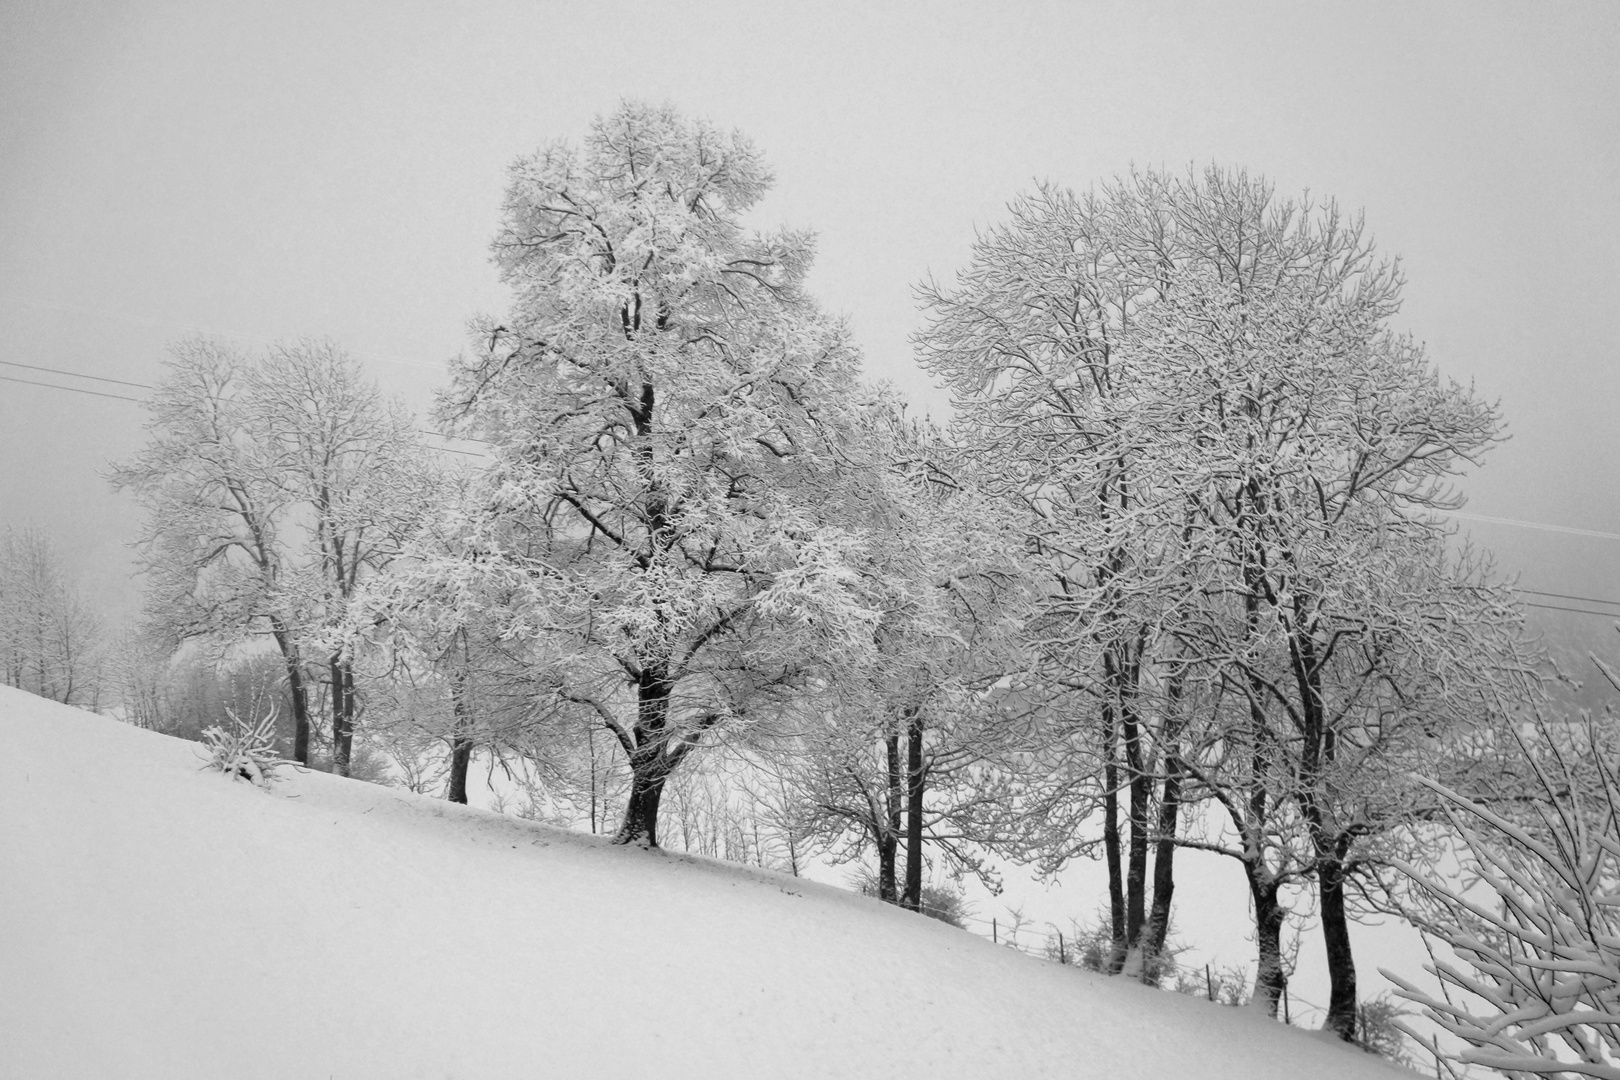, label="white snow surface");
[0,686,1415,1079]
